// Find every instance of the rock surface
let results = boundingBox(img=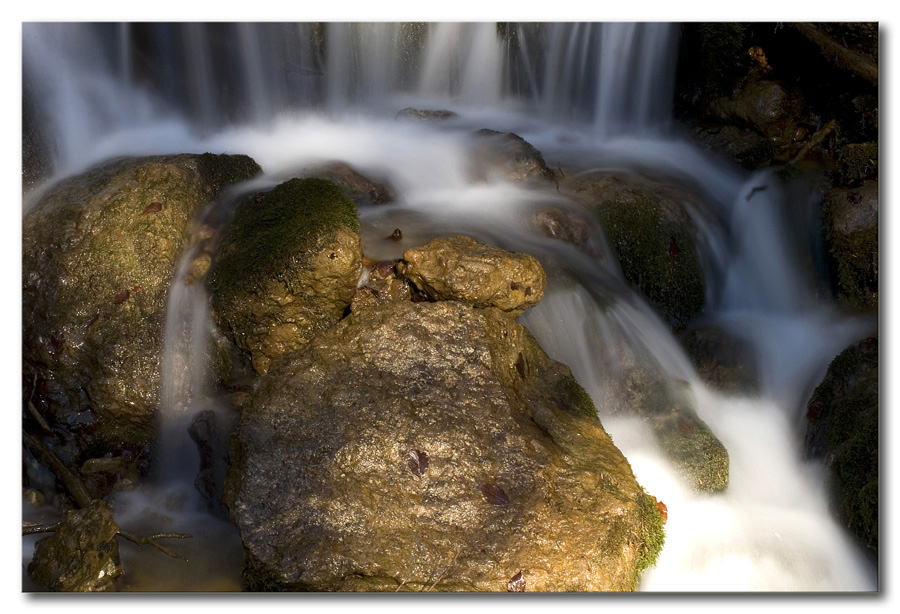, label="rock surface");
[289,162,396,206]
[822,179,878,311]
[399,236,546,317]
[28,500,123,591]
[681,325,760,394]
[22,153,262,453]
[207,178,363,374]
[564,172,706,330]
[804,336,878,553]
[470,129,555,183]
[224,299,664,592]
